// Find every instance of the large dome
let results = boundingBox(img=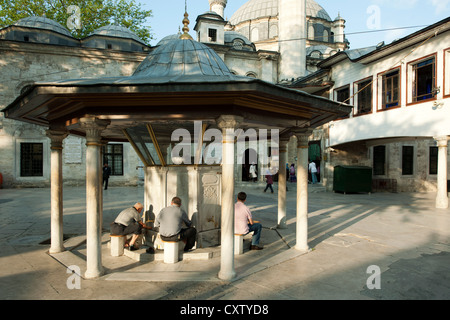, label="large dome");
[229,0,332,25]
[13,16,73,37]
